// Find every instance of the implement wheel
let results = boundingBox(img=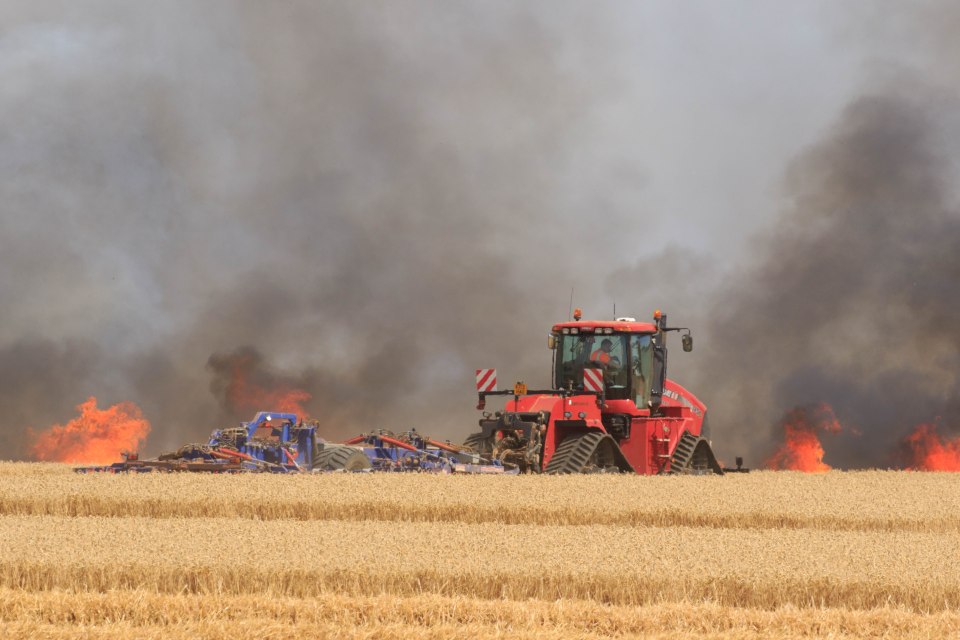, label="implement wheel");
[316,445,372,471]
